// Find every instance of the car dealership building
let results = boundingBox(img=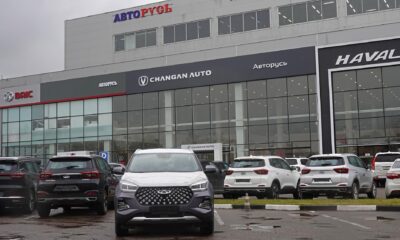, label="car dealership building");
[1,0,400,163]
